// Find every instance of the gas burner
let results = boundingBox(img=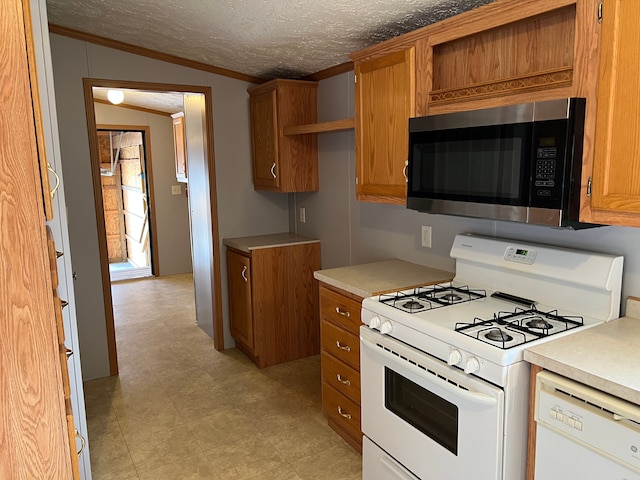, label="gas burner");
[402,300,425,311]
[485,329,513,342]
[526,317,553,330]
[441,293,463,303]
